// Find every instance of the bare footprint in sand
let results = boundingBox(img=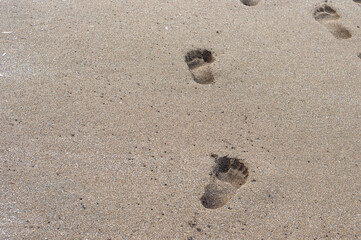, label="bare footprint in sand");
[240,0,261,6]
[201,154,249,209]
[185,49,215,84]
[313,4,352,39]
